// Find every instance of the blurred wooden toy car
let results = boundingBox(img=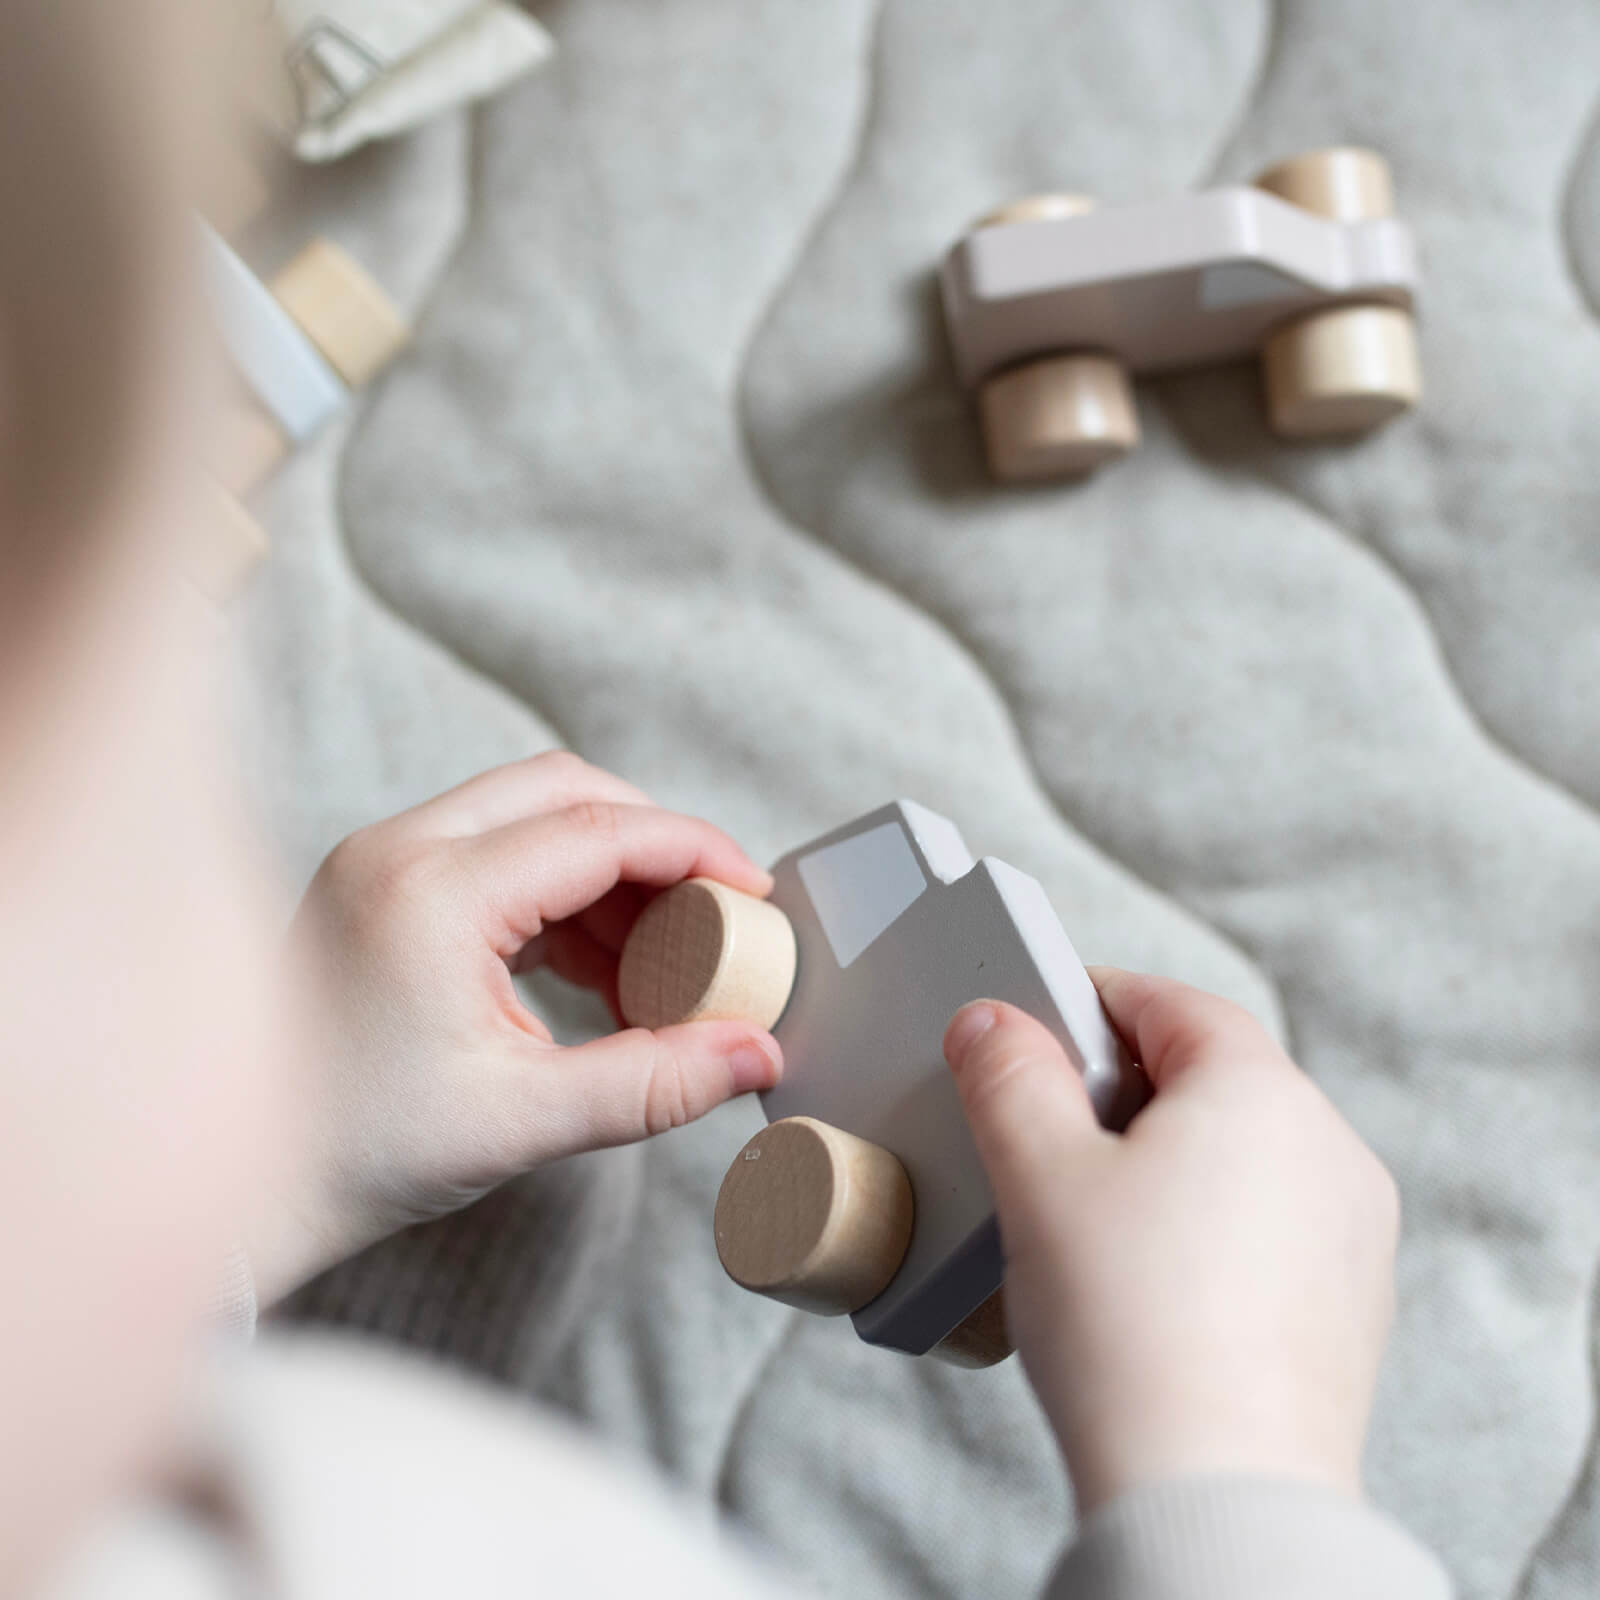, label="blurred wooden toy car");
[617,802,1149,1366]
[940,147,1422,483]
